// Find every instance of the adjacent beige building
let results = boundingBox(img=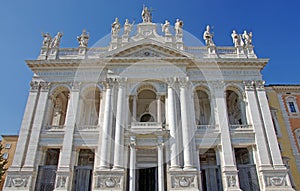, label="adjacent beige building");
[0,135,18,191]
